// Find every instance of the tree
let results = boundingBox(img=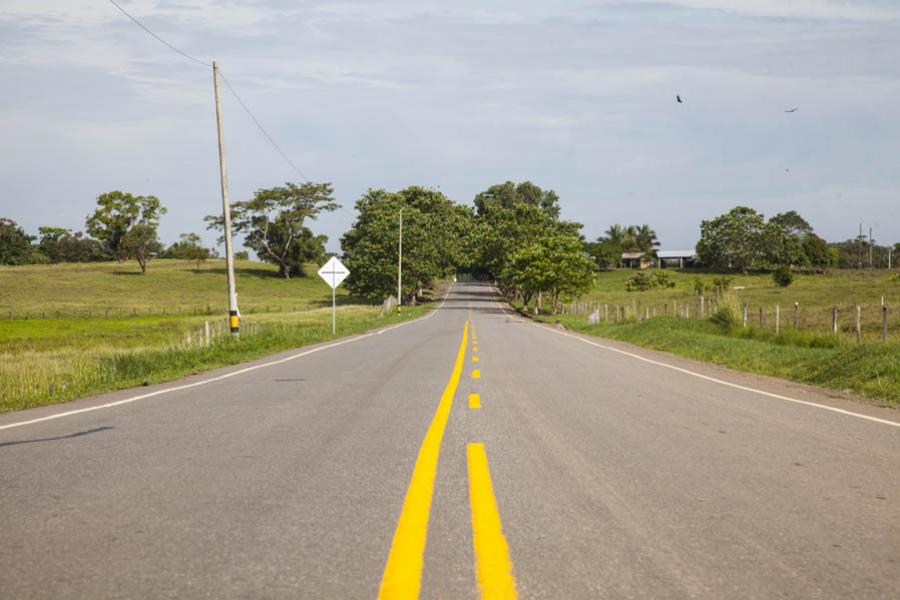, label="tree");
[122,223,162,274]
[502,234,595,311]
[37,226,71,263]
[341,186,472,303]
[585,238,621,270]
[165,233,211,271]
[768,211,813,239]
[0,218,33,265]
[802,234,834,268]
[86,191,166,261]
[473,181,560,219]
[206,182,338,279]
[633,224,660,255]
[696,206,767,273]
